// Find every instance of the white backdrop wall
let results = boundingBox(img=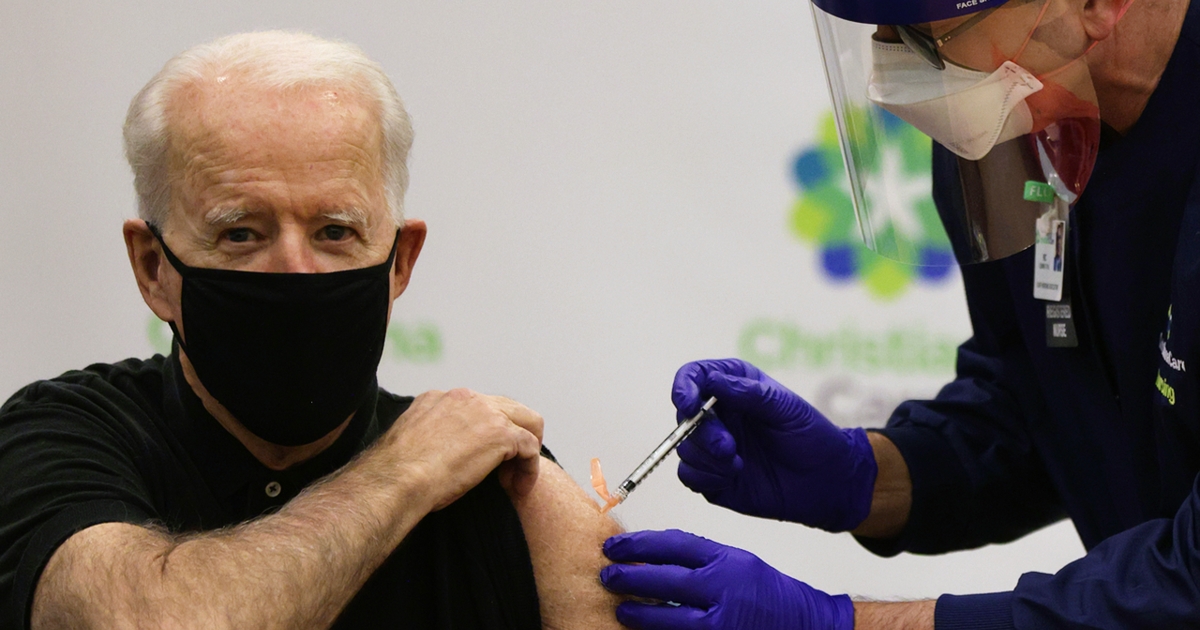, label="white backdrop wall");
[1,1,1084,601]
